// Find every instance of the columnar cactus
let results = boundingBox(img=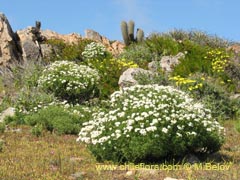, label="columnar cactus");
[136,28,144,42]
[120,20,145,46]
[128,20,135,42]
[121,21,130,46]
